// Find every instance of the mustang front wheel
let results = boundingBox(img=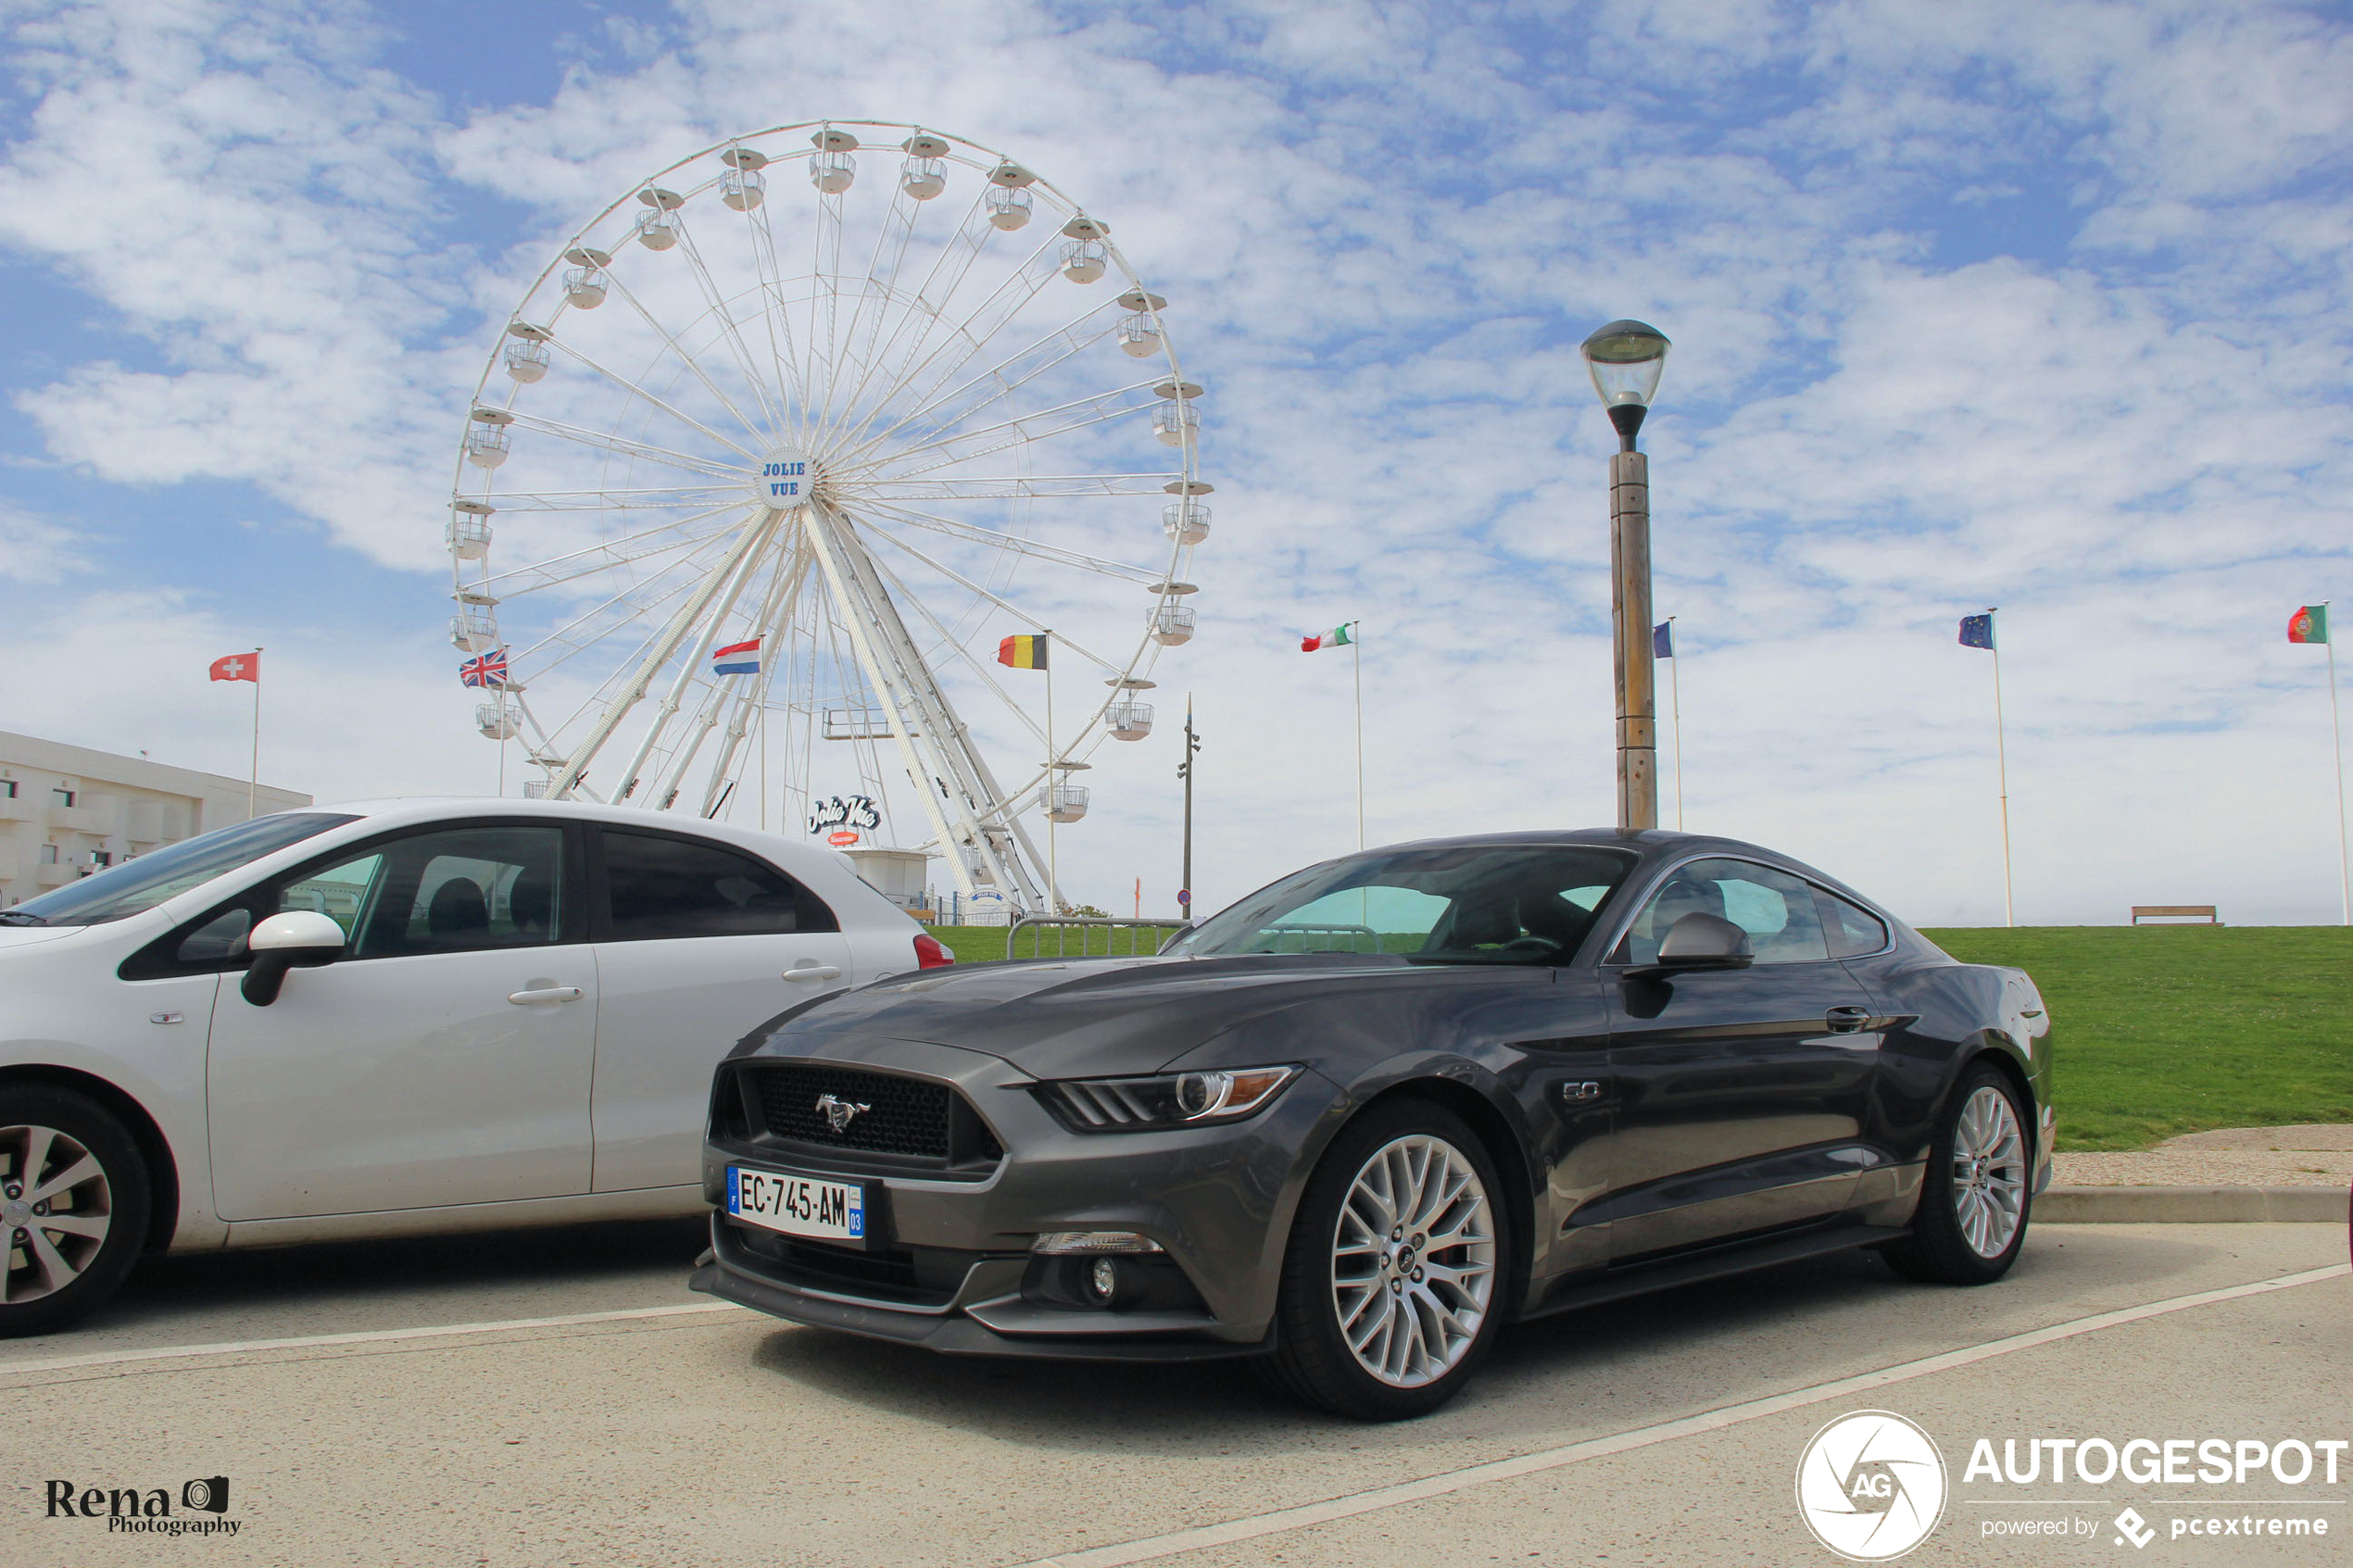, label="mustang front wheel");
[1265,1100,1506,1419]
